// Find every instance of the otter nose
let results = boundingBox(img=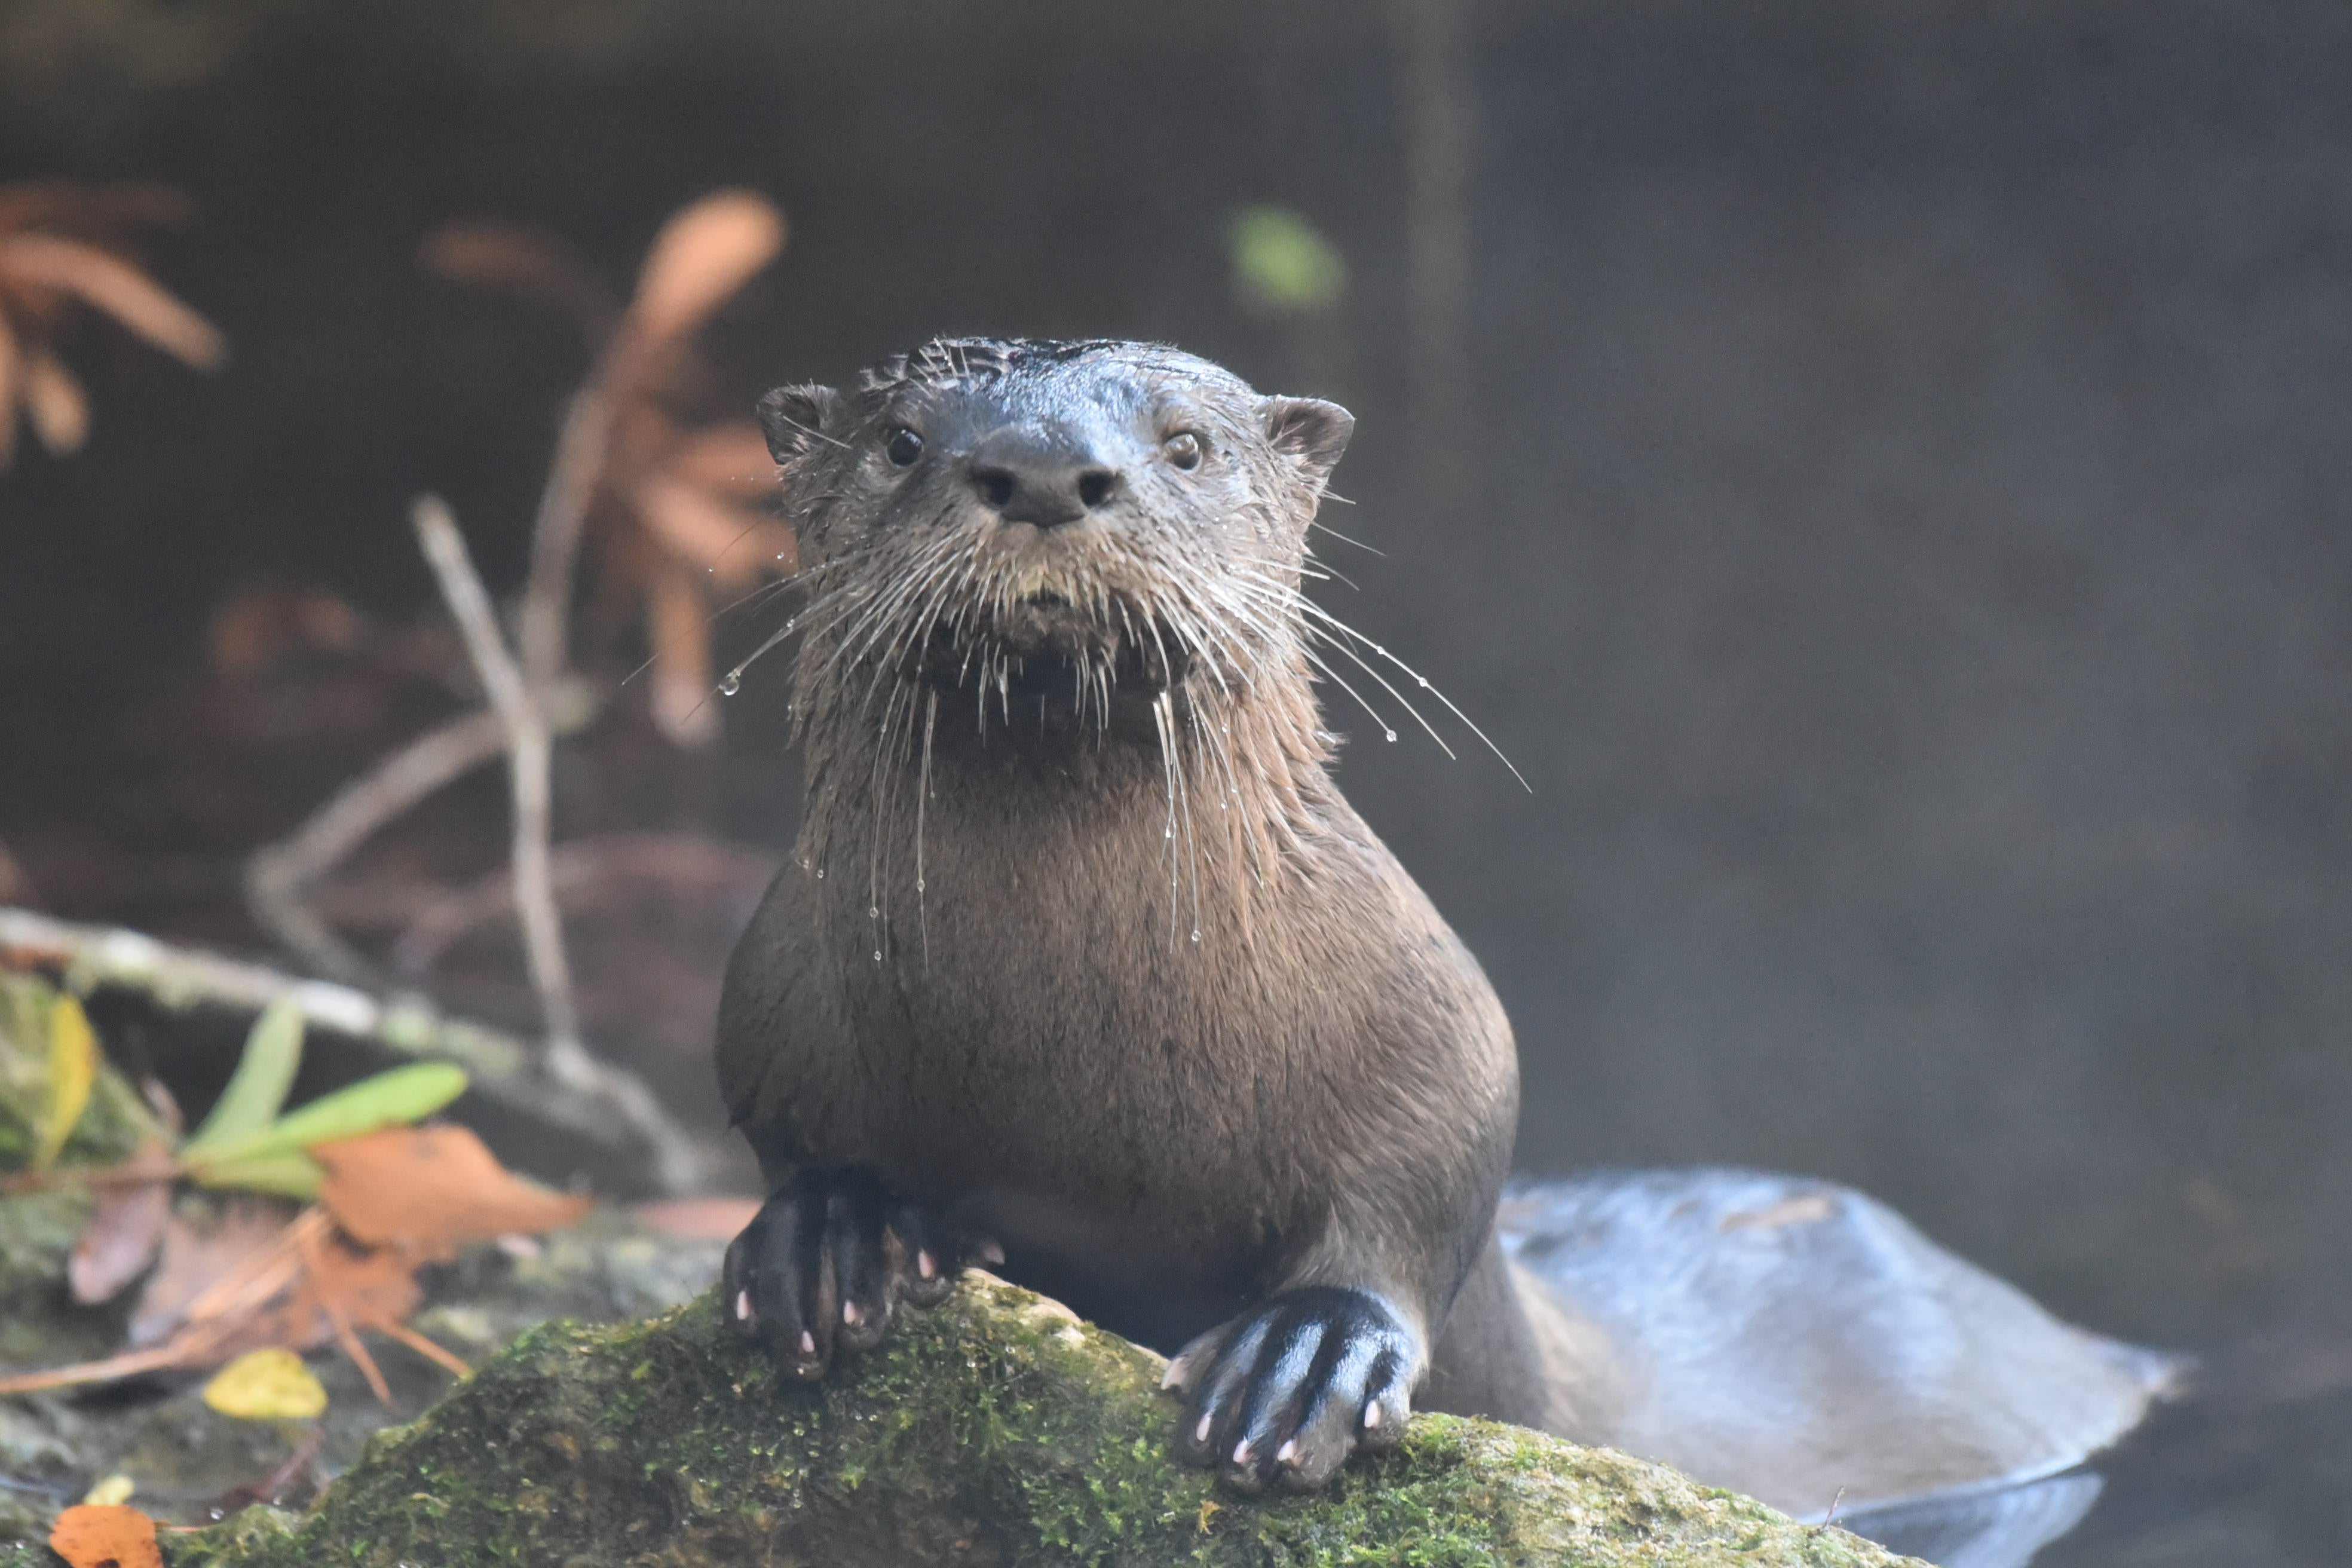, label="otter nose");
[969,427,1119,529]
